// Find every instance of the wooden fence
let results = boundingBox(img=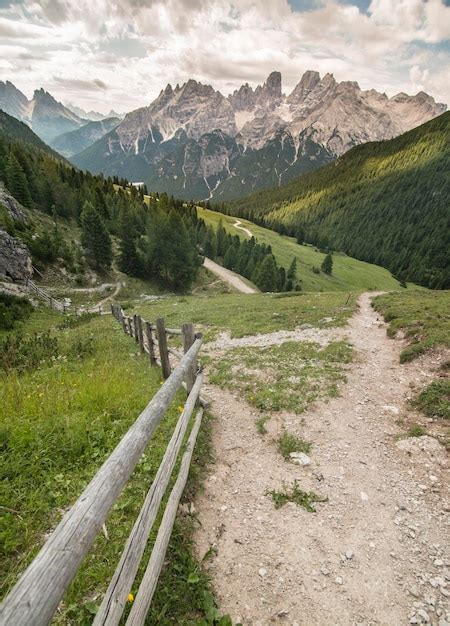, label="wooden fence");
[25,277,68,312]
[0,305,206,626]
